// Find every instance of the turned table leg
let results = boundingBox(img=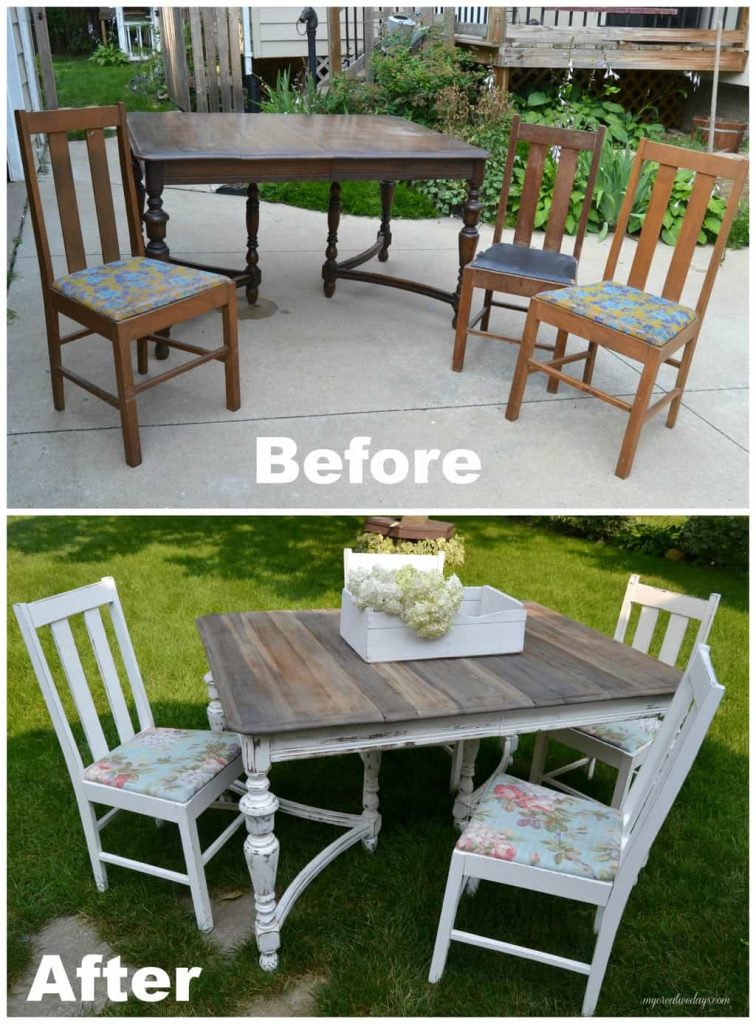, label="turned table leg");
[322,181,341,298]
[453,176,483,327]
[360,751,382,853]
[143,160,171,359]
[245,183,261,304]
[377,180,395,262]
[452,738,480,831]
[239,738,280,971]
